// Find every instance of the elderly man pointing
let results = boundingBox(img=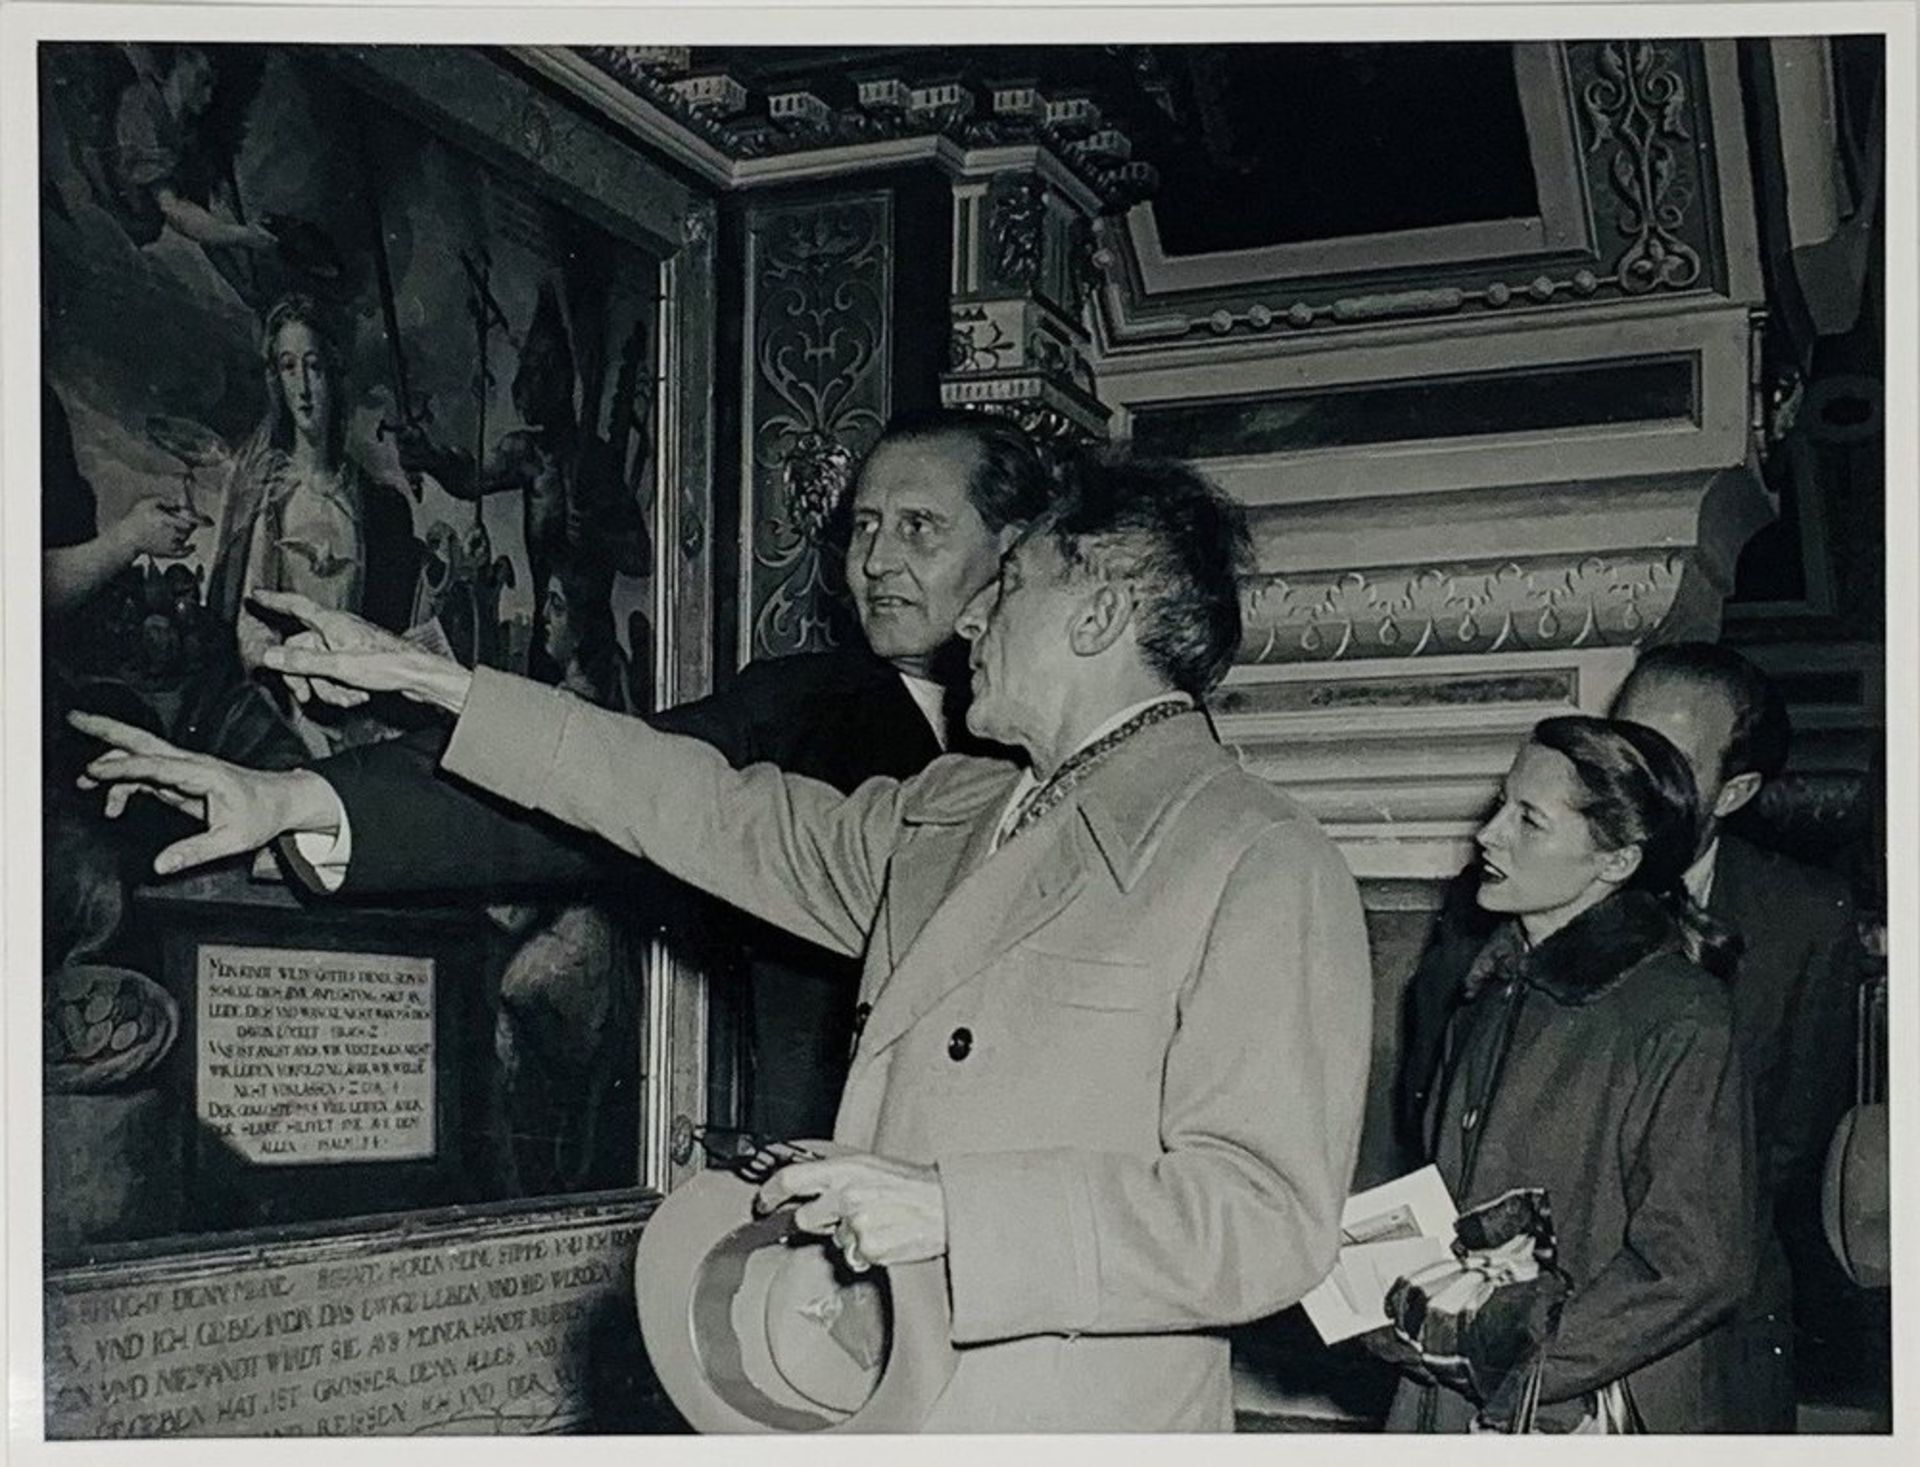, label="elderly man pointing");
[79,456,1373,1433]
